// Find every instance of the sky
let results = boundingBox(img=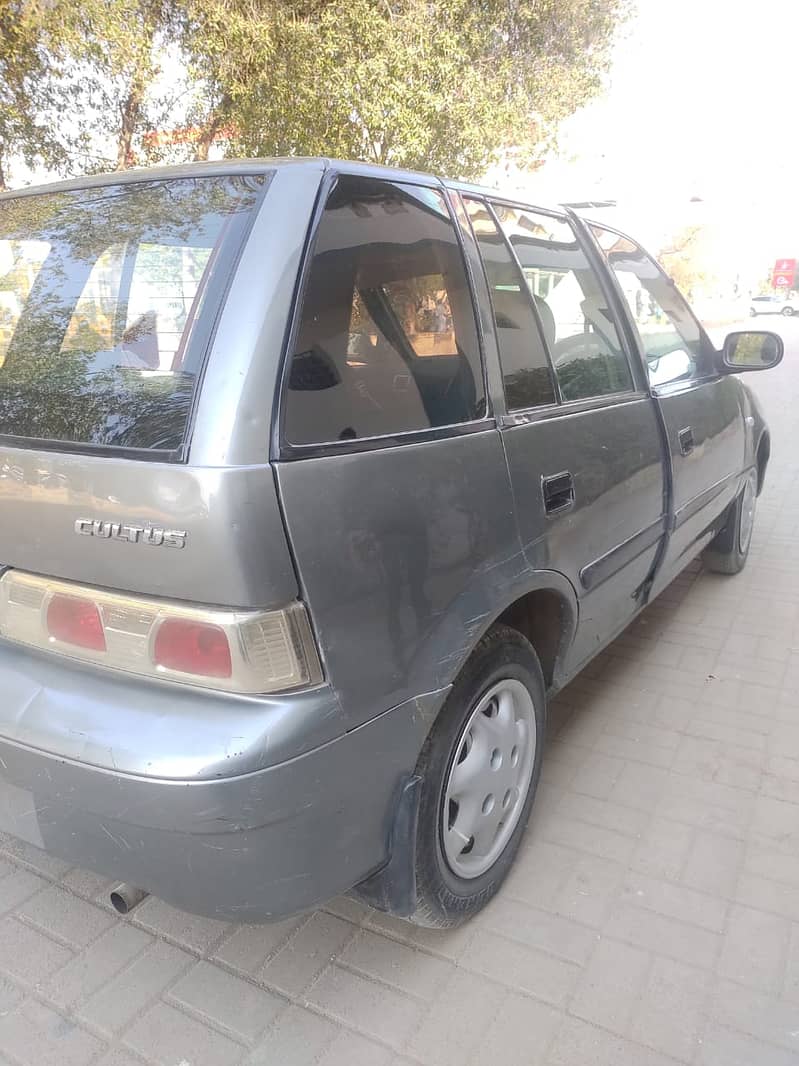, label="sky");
[501,0,799,286]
